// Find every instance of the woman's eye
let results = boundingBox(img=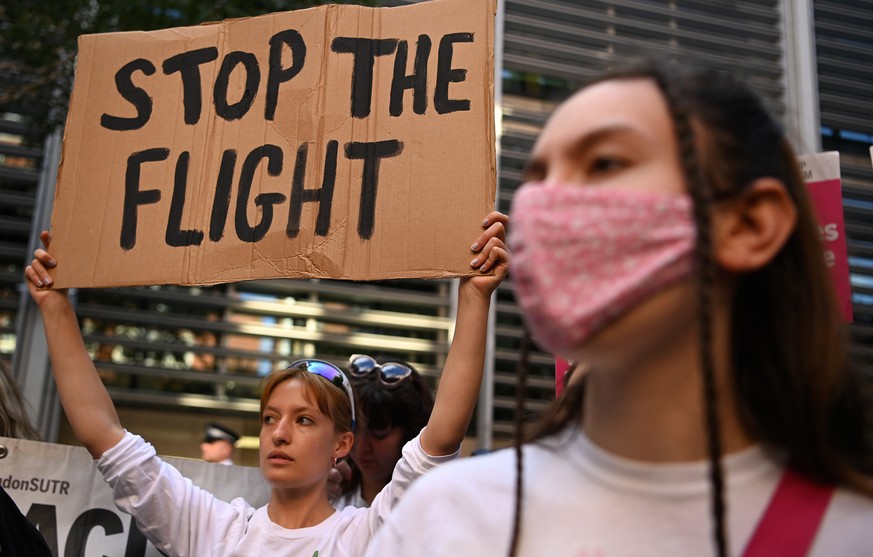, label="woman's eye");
[370,428,393,440]
[298,416,314,425]
[589,156,626,174]
[263,415,276,425]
